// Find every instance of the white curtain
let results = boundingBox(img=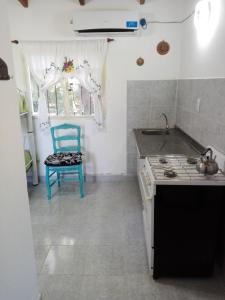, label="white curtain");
[22,40,108,130]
